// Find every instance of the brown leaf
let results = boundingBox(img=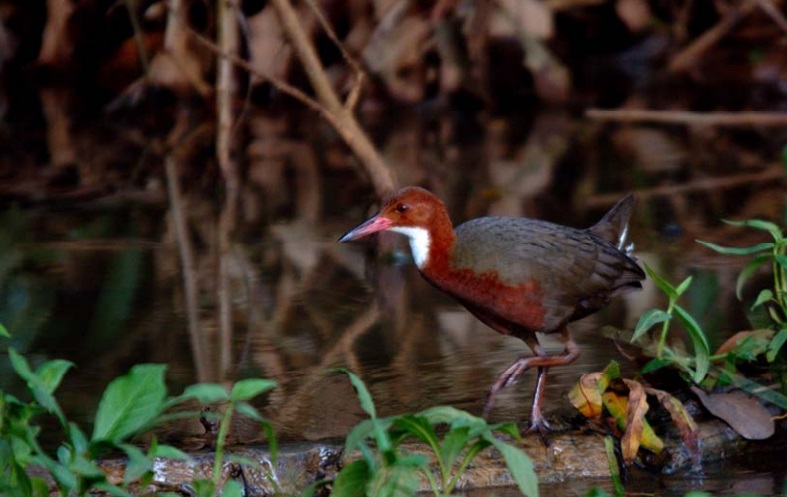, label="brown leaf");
[602,387,663,464]
[691,387,775,440]
[645,387,701,464]
[569,372,604,418]
[621,379,649,464]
